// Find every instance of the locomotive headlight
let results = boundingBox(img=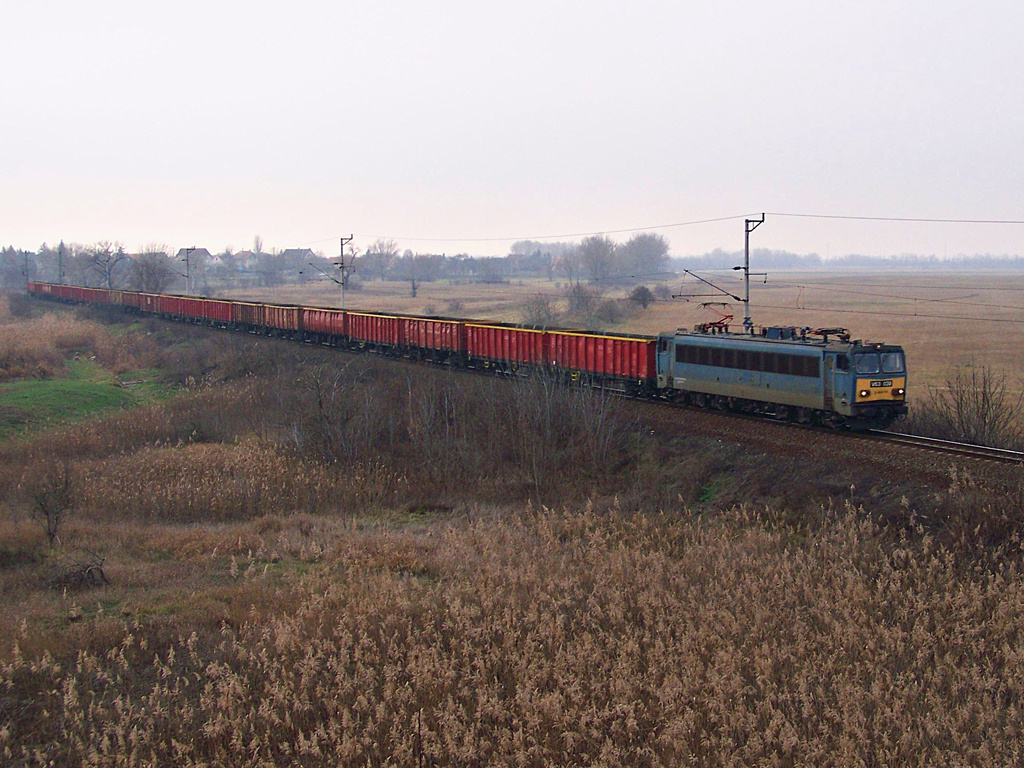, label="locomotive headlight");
[859,389,870,398]
[895,388,905,396]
